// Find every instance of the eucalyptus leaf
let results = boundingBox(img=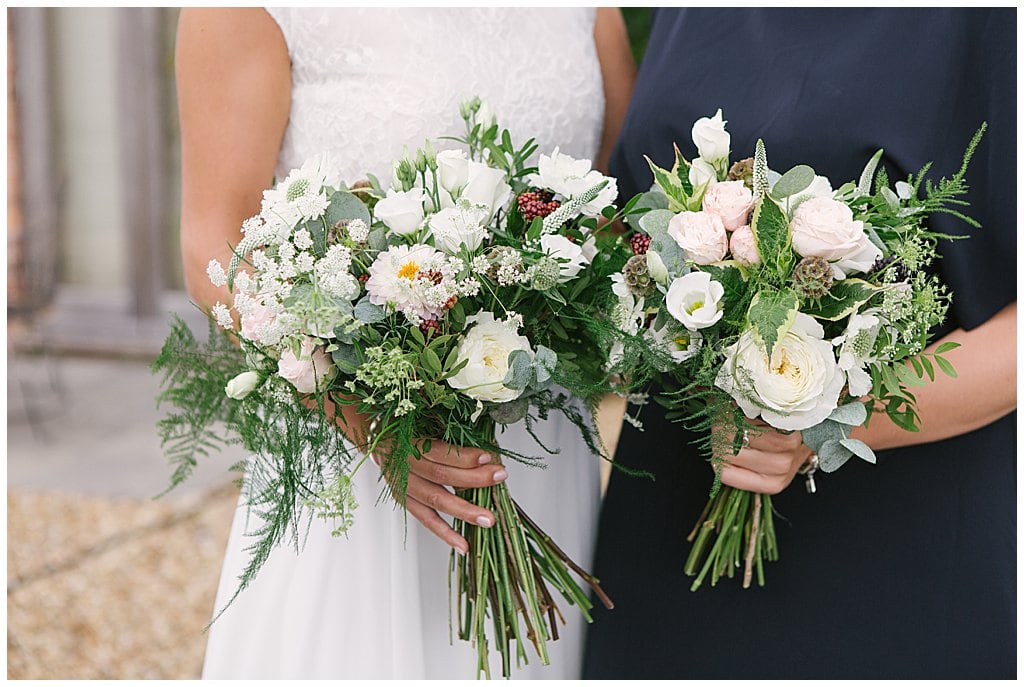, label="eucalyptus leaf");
[533,345,557,387]
[840,438,876,464]
[828,401,868,427]
[489,397,529,425]
[368,228,388,251]
[502,349,533,390]
[326,190,372,228]
[353,299,385,324]
[817,439,854,473]
[801,419,846,453]
[330,343,360,374]
[639,209,686,273]
[771,165,816,200]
